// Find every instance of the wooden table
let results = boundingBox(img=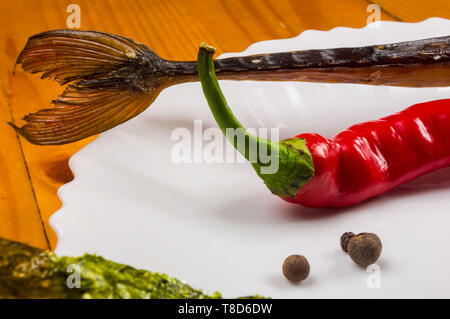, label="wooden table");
[0,0,449,250]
